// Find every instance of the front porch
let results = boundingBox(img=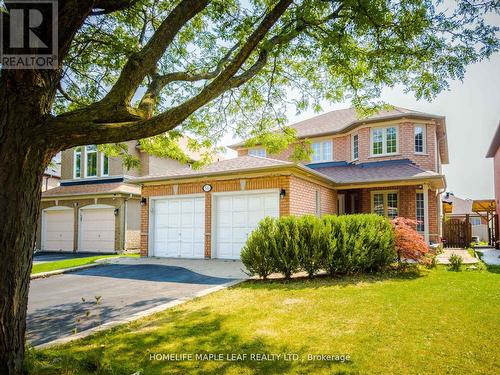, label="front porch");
[335,184,441,244]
